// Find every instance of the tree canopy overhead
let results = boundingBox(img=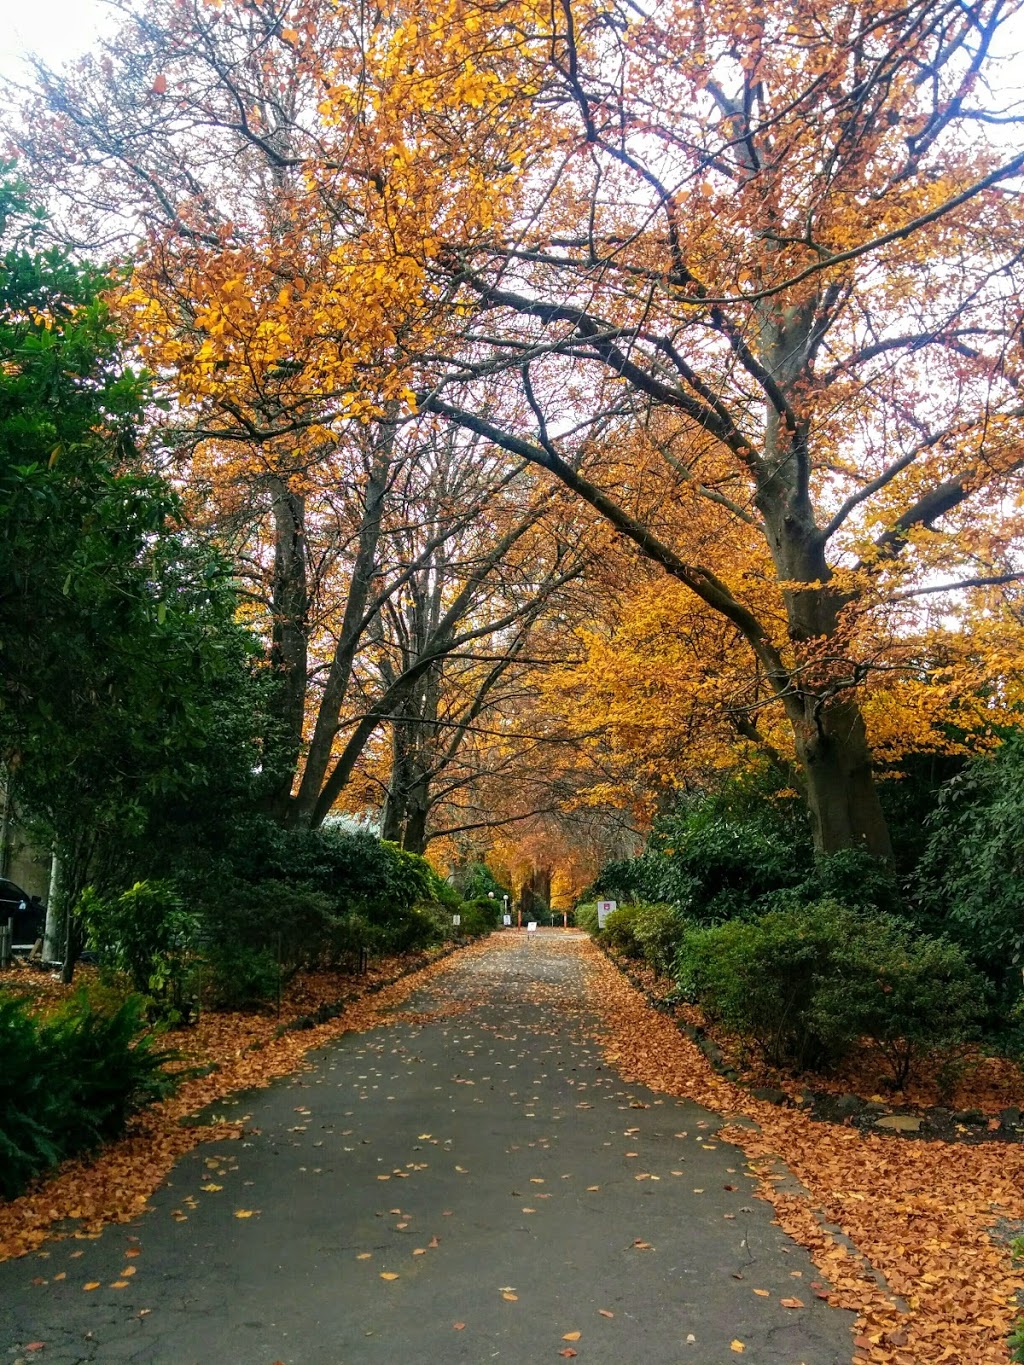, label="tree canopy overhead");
[13,0,1024,863]
[422,0,1024,855]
